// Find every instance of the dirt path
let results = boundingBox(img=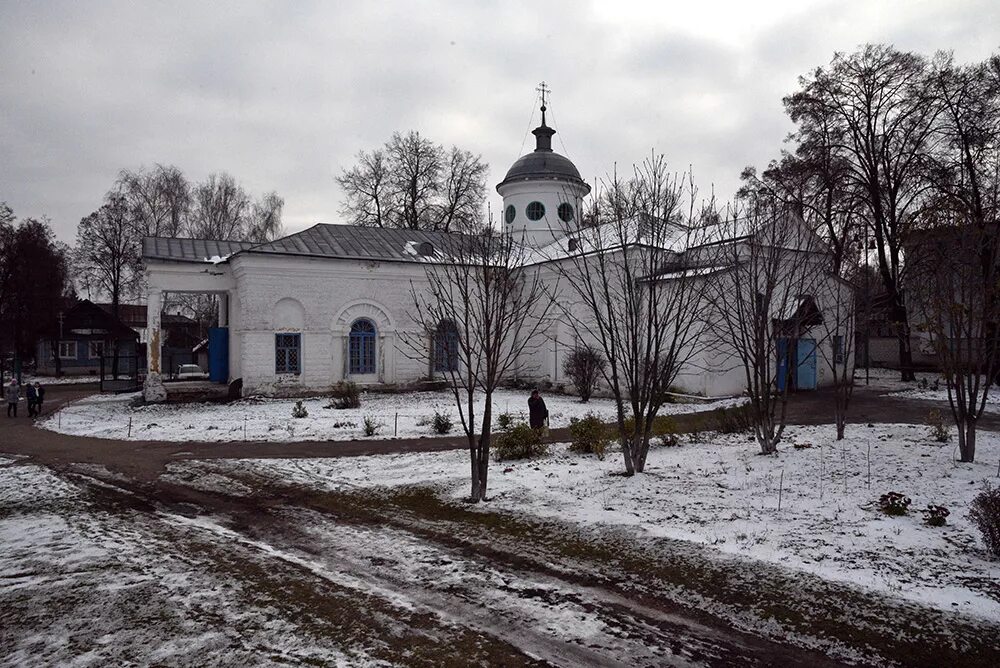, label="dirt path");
[4,384,997,483]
